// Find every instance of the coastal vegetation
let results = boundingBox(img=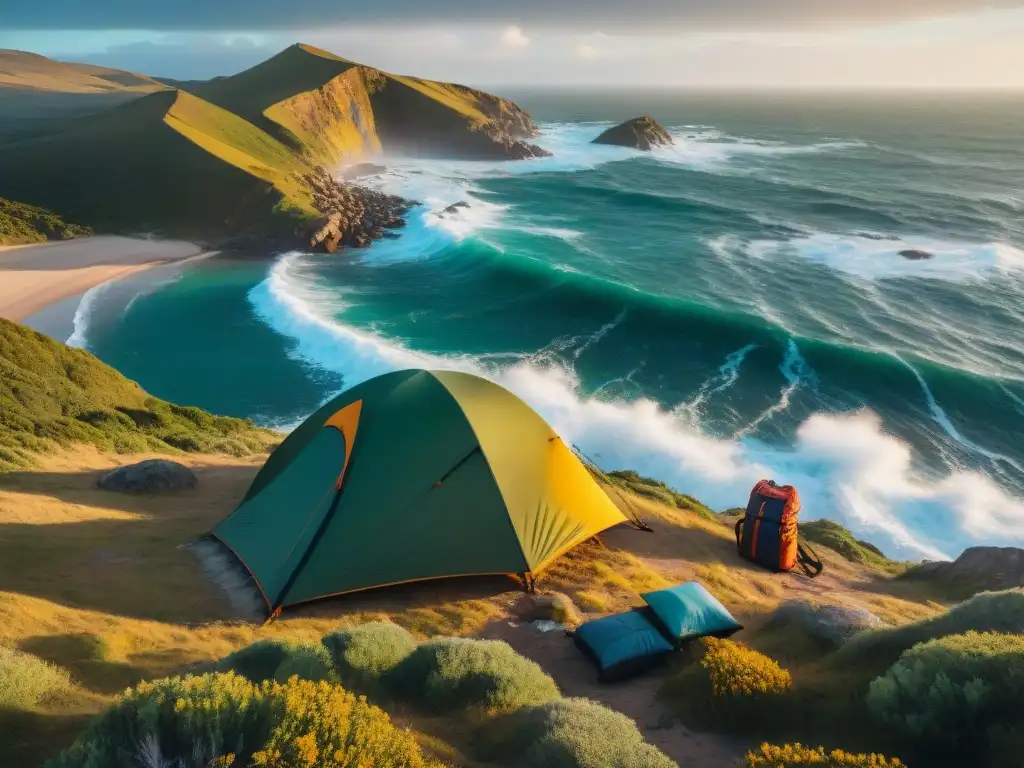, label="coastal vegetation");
[0,317,275,471]
[0,315,1018,766]
[0,197,91,246]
